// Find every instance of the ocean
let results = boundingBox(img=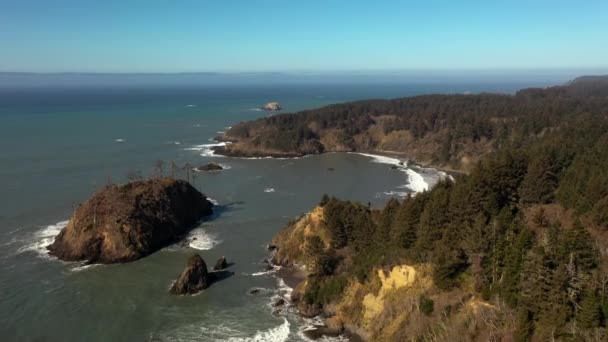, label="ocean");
[0,79,553,341]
